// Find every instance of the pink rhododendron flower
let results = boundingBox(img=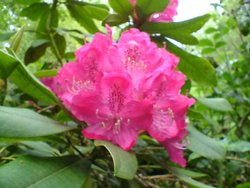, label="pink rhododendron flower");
[45,28,194,167]
[130,0,178,22]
